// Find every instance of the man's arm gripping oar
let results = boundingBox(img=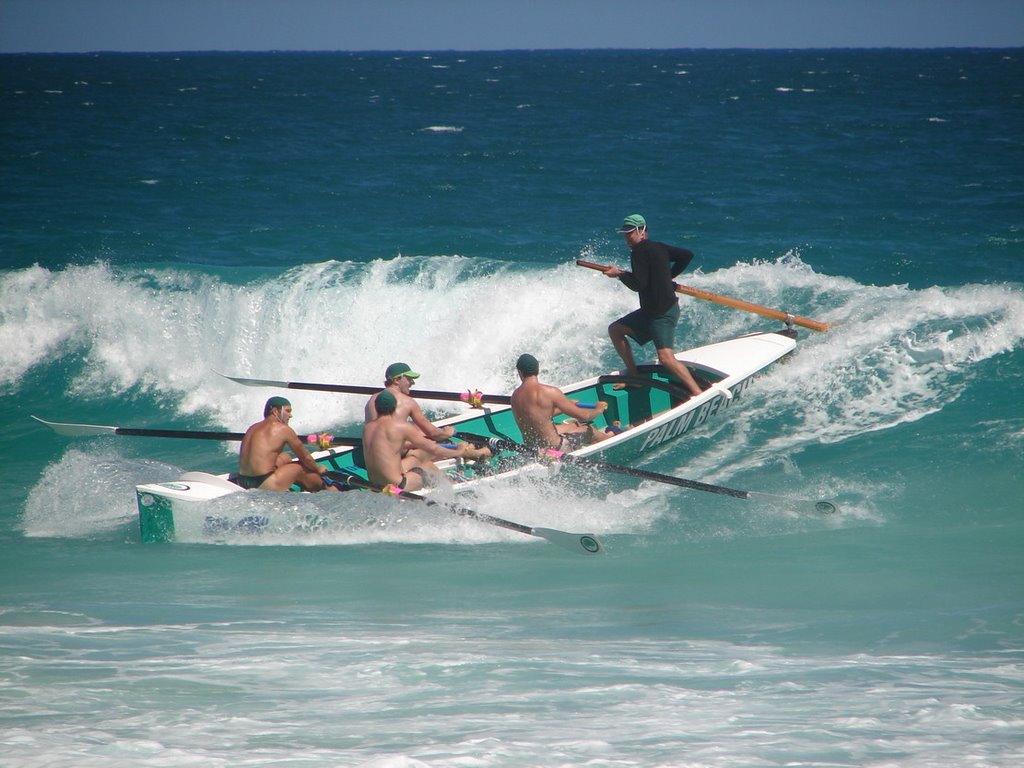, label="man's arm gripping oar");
[576,259,832,333]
